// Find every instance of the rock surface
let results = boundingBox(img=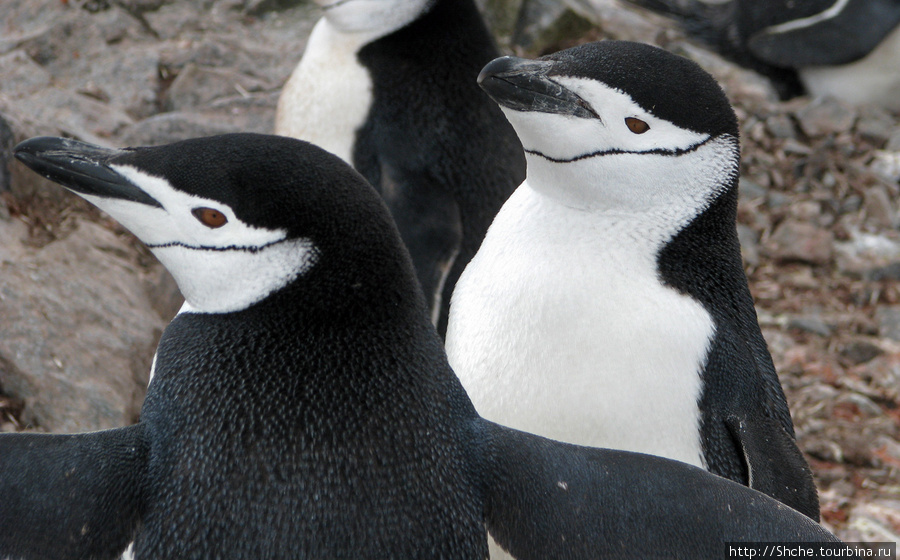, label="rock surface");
[0,218,164,432]
[1,0,900,545]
